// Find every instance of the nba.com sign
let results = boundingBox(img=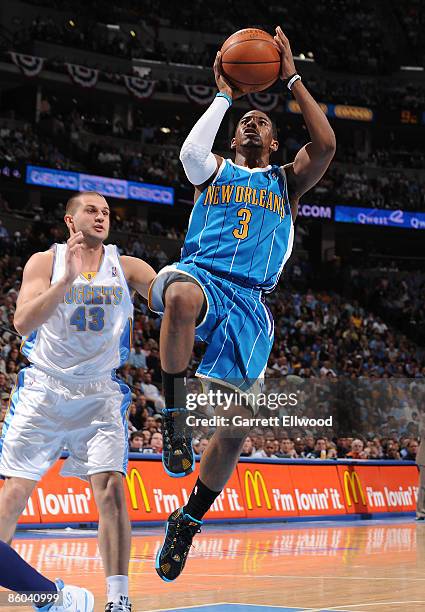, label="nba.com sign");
[26,165,174,206]
[297,204,332,219]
